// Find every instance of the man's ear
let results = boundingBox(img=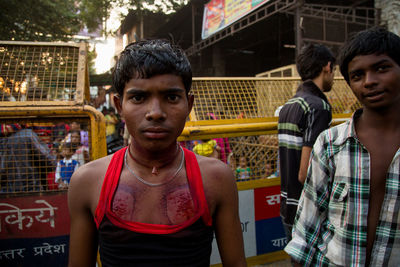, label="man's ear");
[187,93,194,114]
[114,95,123,118]
[323,62,332,73]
